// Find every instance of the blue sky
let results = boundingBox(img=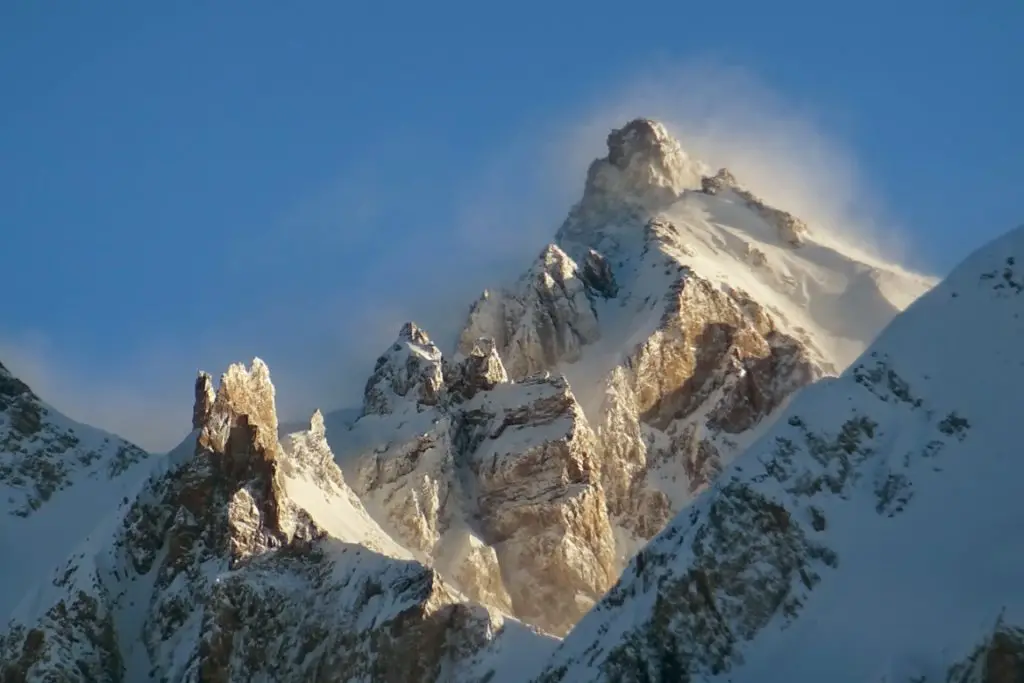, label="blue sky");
[1,1,1021,449]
